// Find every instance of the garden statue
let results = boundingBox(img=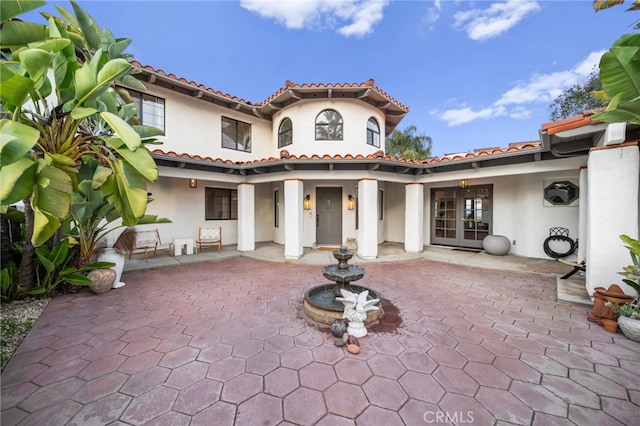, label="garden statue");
[336,289,380,338]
